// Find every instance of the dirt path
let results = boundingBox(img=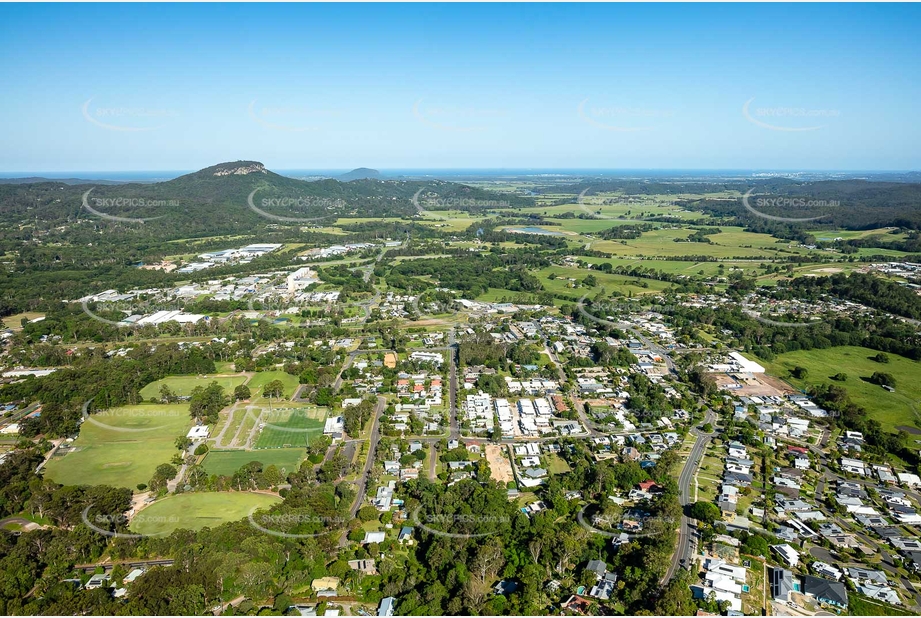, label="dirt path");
[128,492,152,517]
[485,444,513,483]
[428,444,437,480]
